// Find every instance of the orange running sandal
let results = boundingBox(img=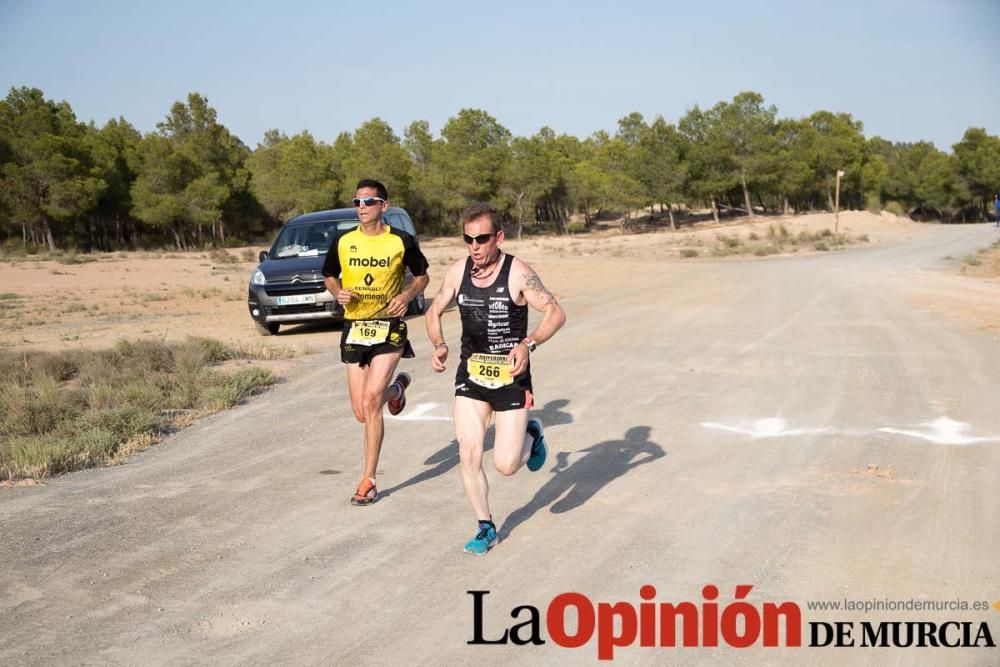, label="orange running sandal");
[350,477,378,506]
